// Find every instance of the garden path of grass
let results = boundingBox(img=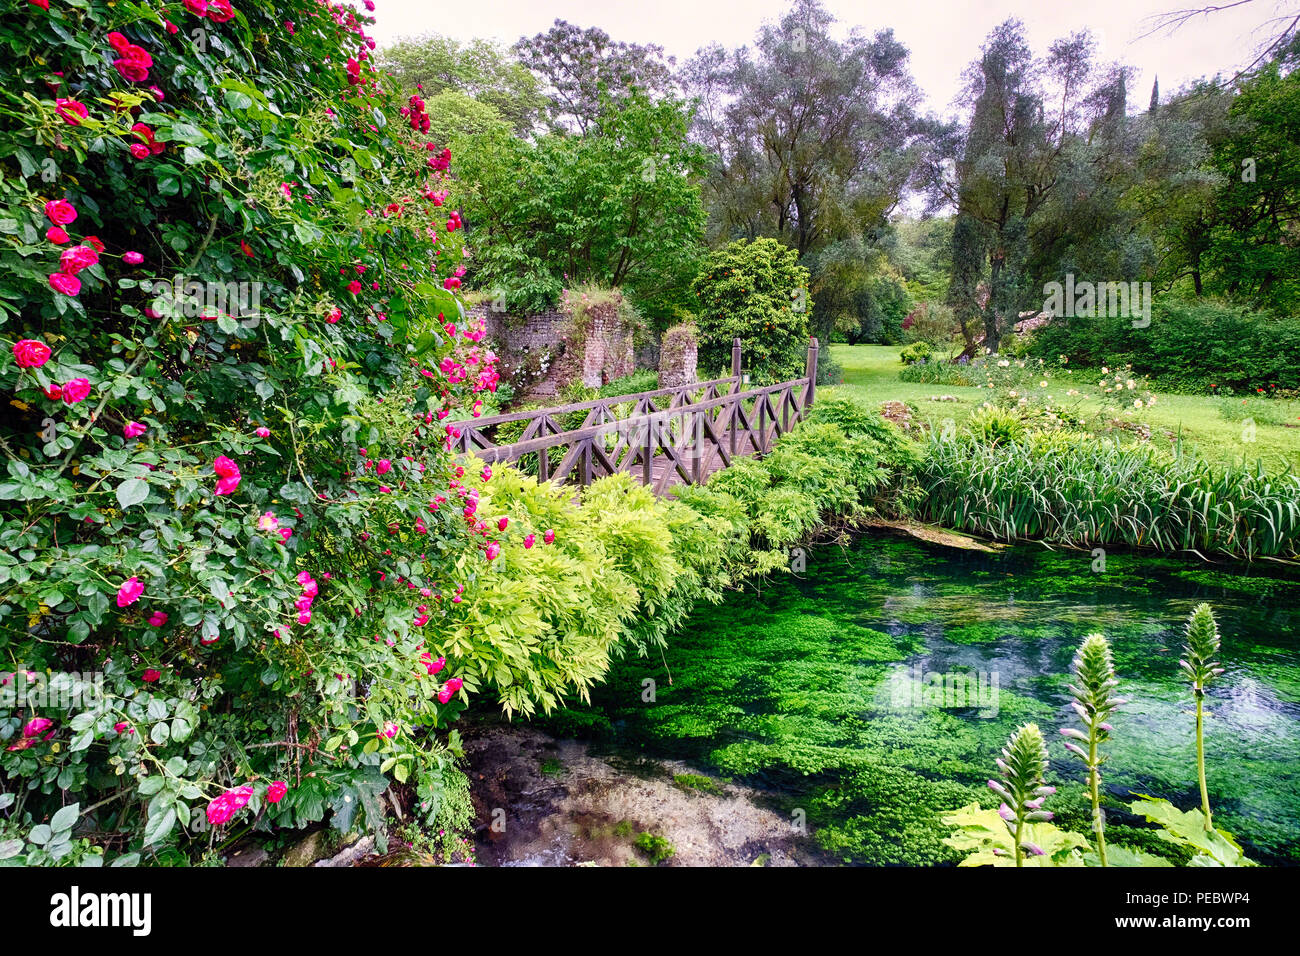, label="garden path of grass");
[829,344,1300,471]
